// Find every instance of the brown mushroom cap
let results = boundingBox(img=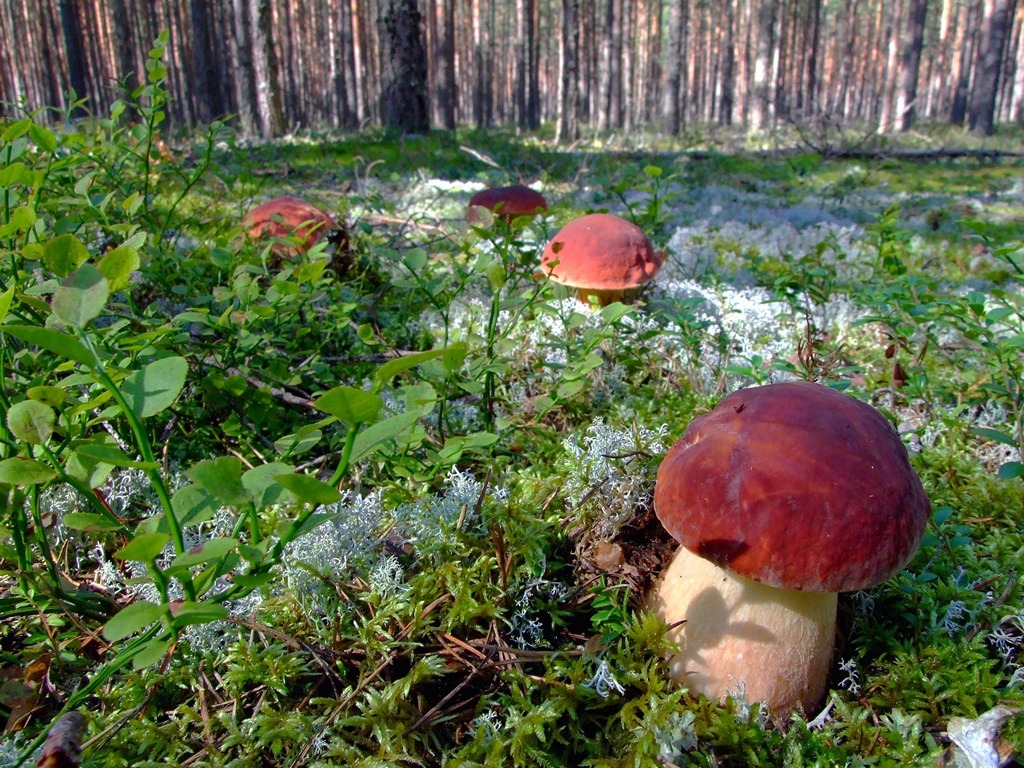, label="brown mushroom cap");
[467,185,548,223]
[540,213,662,291]
[654,380,930,593]
[244,196,336,253]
